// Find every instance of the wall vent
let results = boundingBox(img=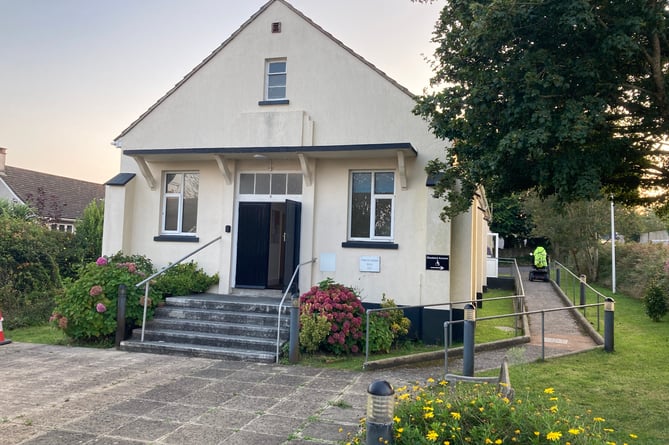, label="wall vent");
[271,22,282,33]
